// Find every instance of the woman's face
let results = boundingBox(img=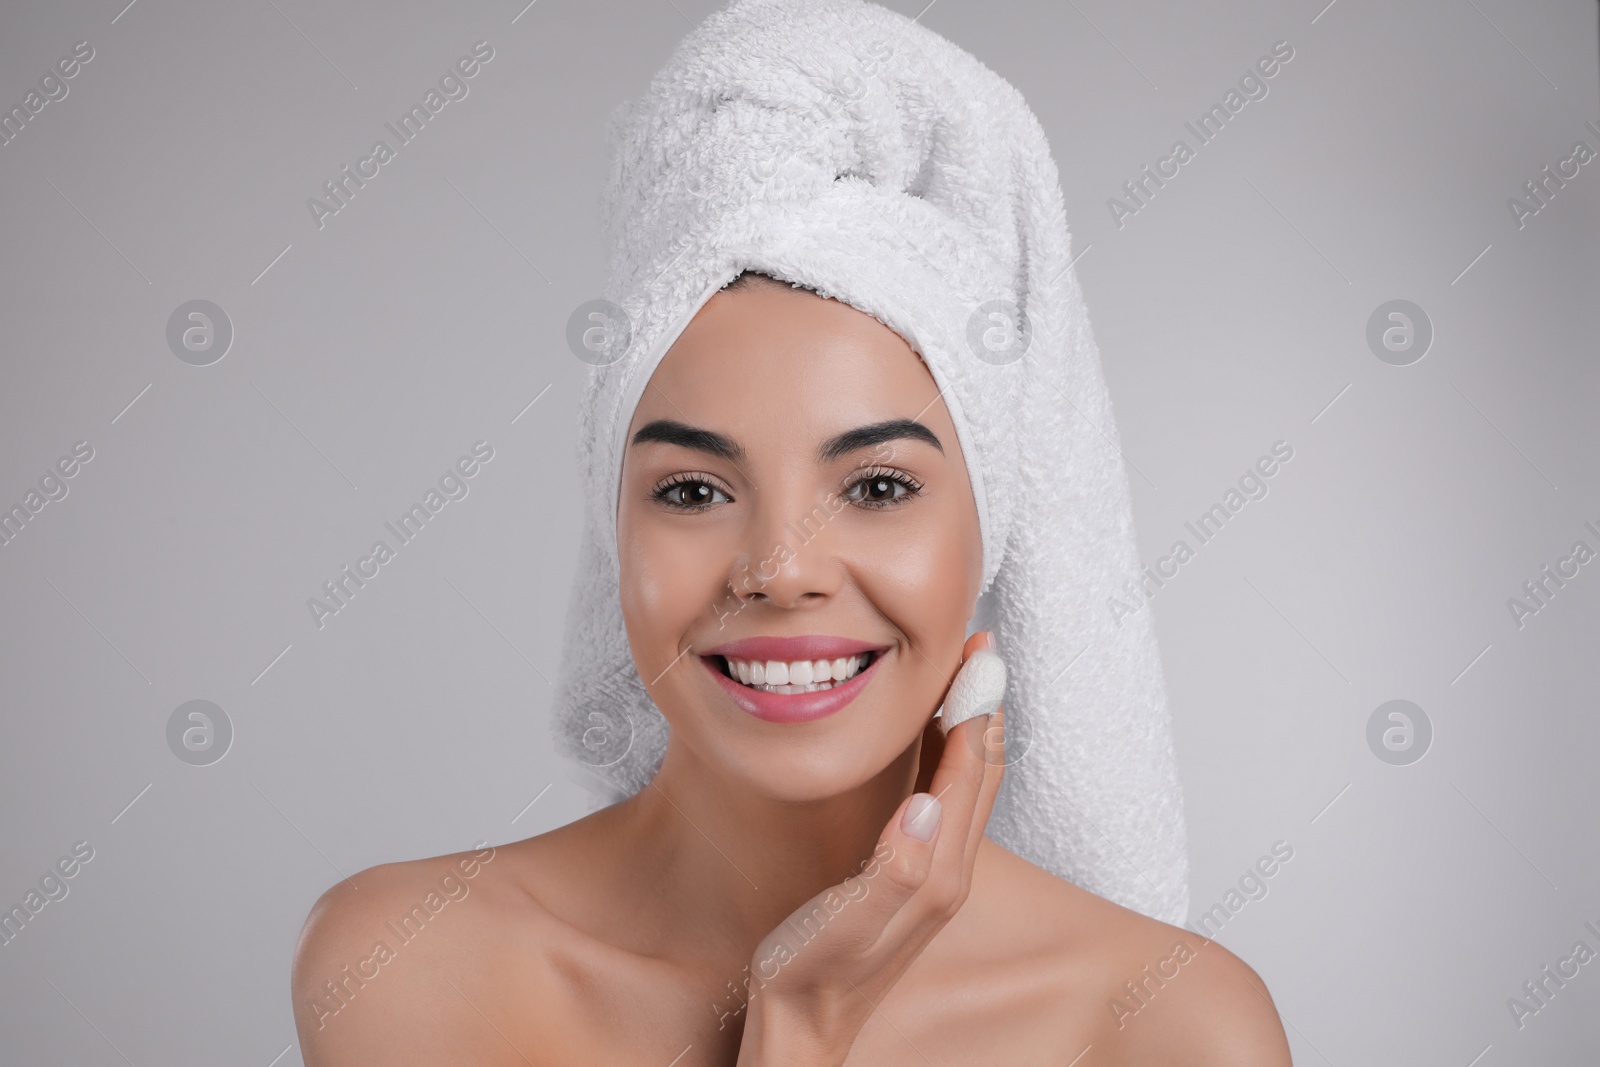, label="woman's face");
[616,278,984,801]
